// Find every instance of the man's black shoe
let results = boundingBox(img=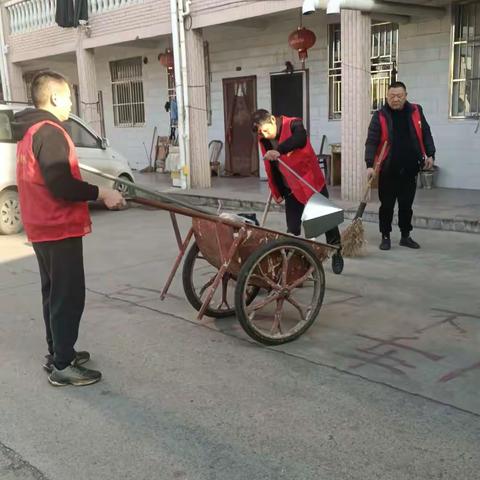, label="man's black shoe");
[331,251,344,275]
[379,236,391,250]
[43,351,90,373]
[400,236,420,249]
[48,364,101,387]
